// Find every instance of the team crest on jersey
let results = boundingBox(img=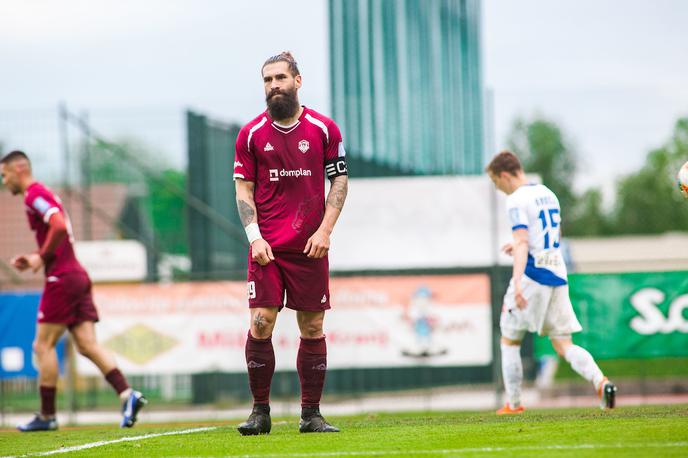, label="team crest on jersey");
[298,140,309,153]
[264,142,274,152]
